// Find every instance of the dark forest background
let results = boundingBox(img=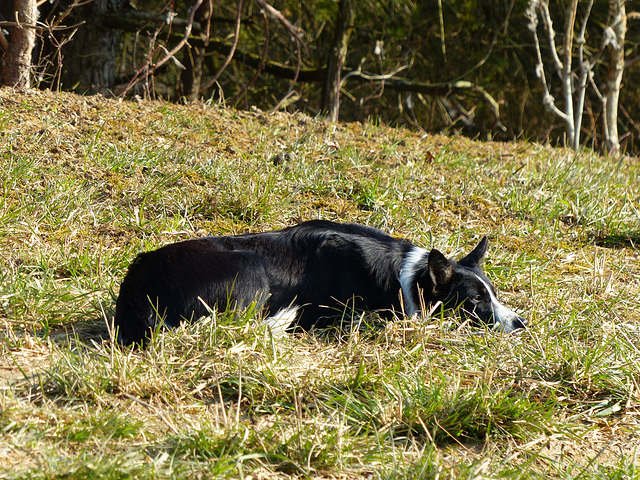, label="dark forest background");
[1,0,639,154]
